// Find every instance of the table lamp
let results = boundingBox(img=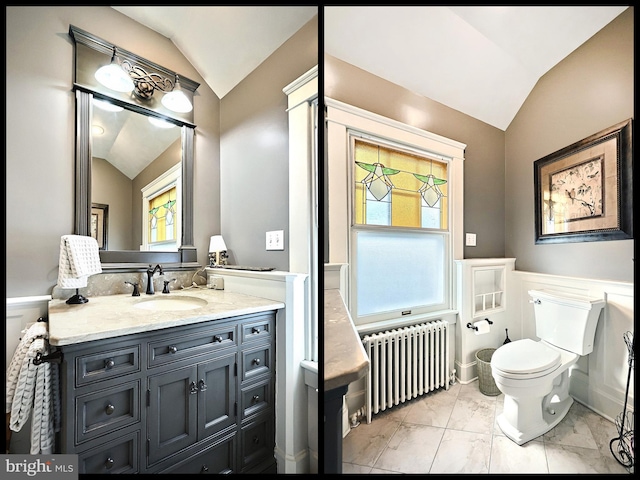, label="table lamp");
[209,235,228,267]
